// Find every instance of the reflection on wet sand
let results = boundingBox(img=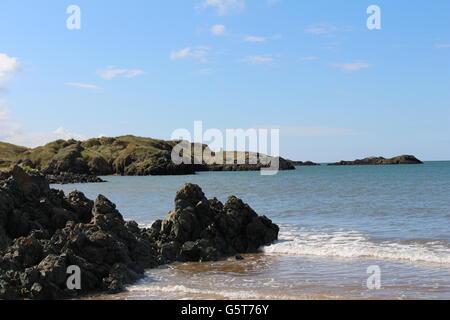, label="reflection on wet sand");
[83,252,450,300]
